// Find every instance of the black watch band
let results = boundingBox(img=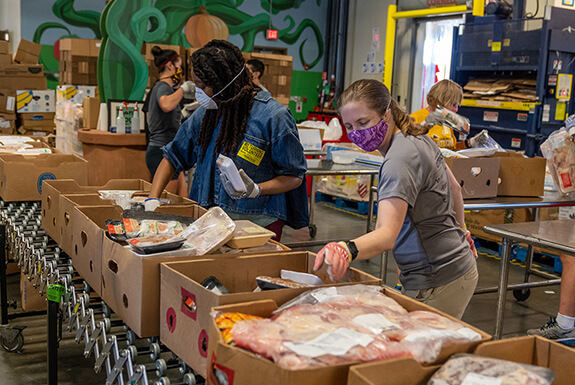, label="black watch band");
[346,240,359,261]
